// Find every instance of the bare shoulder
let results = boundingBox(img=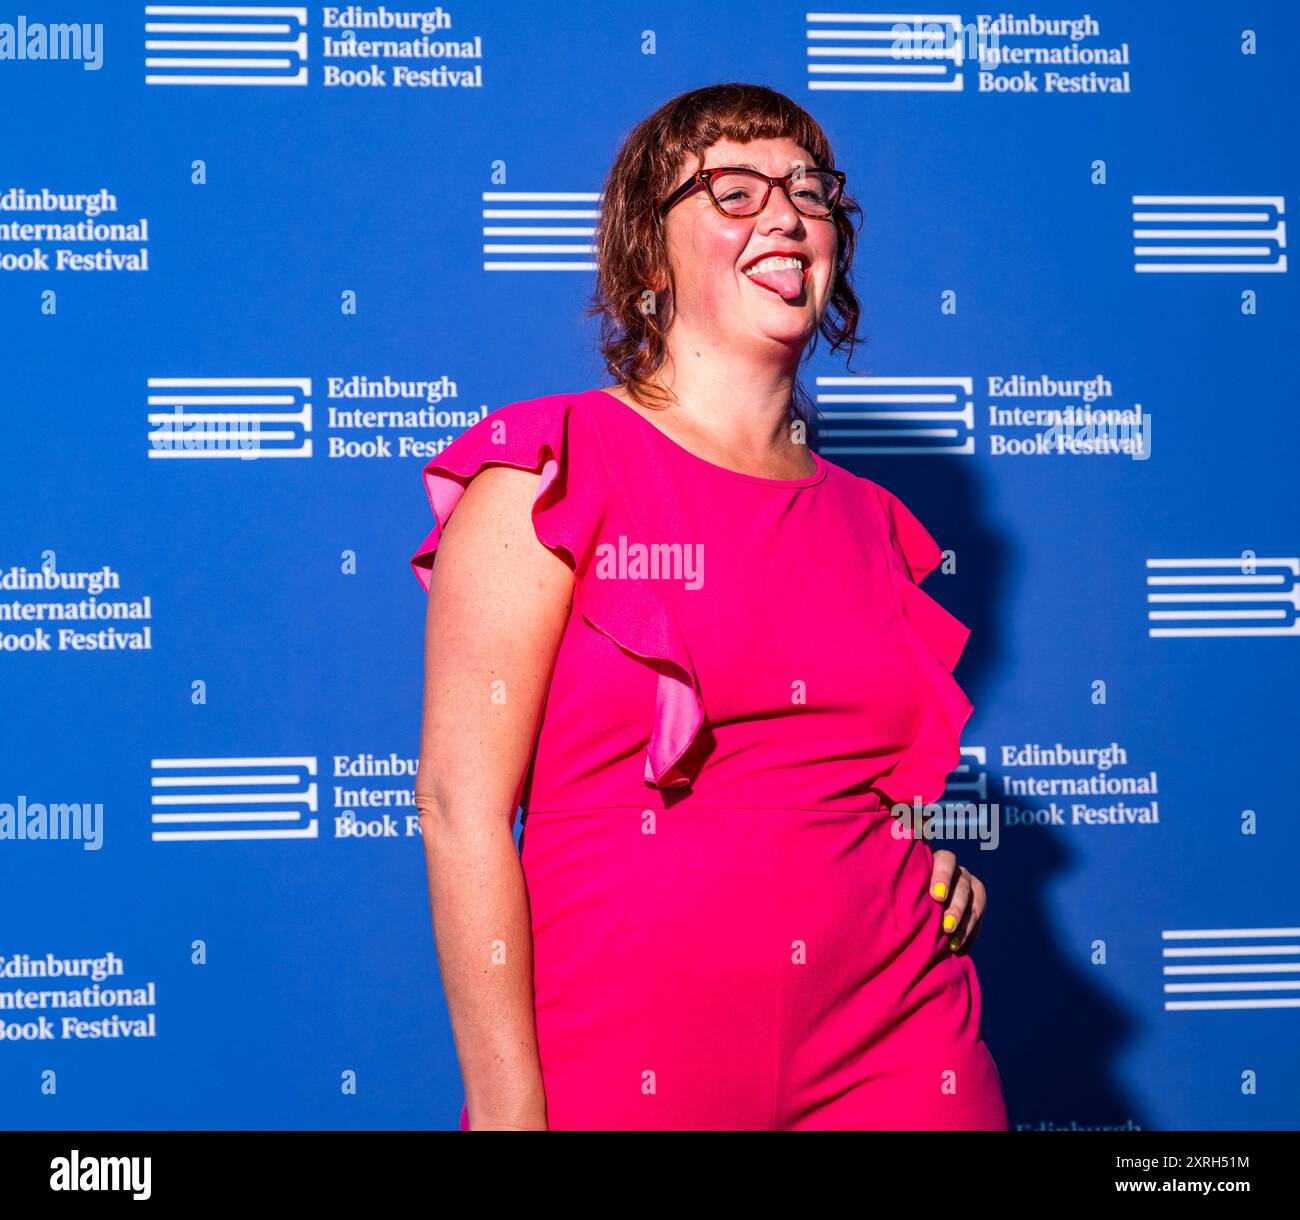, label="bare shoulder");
[435,464,573,592]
